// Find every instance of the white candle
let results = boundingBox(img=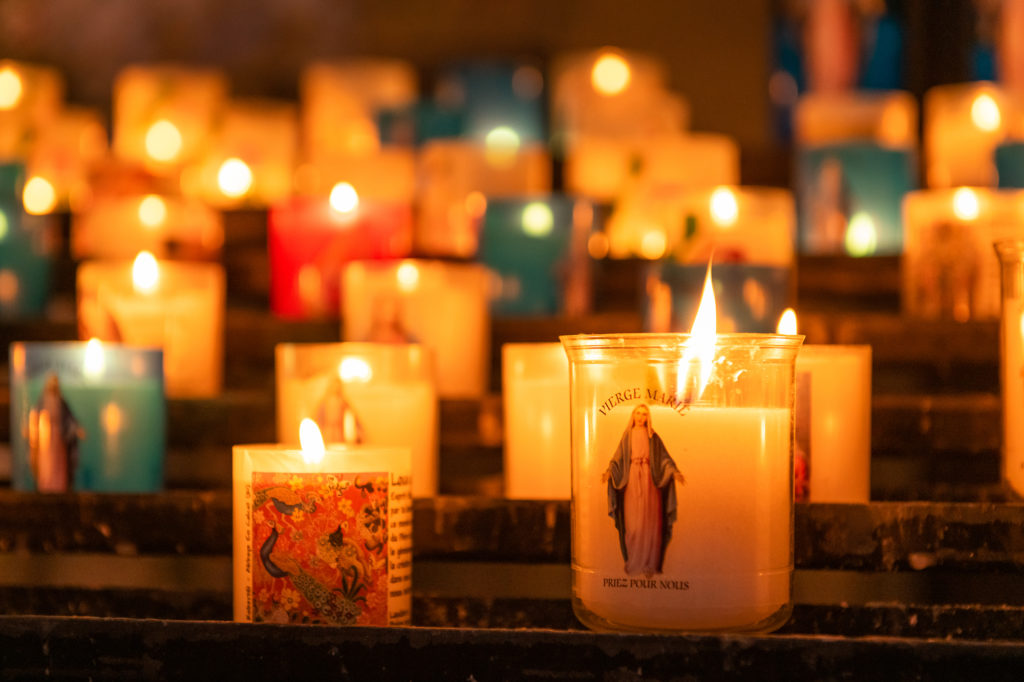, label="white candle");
[341,259,491,399]
[233,424,412,625]
[502,343,570,499]
[276,343,438,497]
[924,82,1010,187]
[77,252,224,398]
